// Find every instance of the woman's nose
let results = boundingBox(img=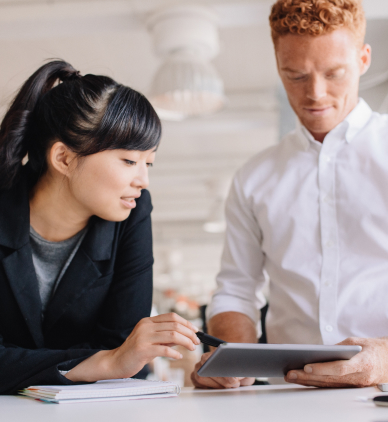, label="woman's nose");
[132,166,149,190]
